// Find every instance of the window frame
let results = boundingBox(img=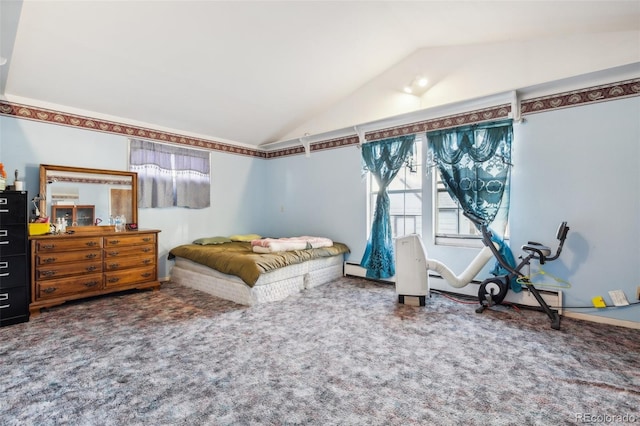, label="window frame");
[365,136,423,240]
[363,134,508,248]
[432,169,509,248]
[432,169,485,248]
